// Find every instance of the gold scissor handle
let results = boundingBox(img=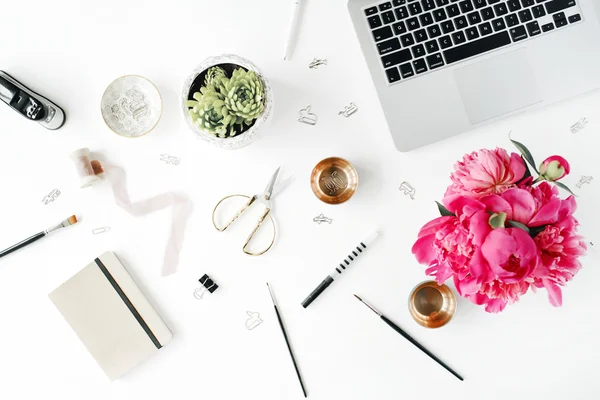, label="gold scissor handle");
[212,194,276,256]
[212,194,256,232]
[243,207,276,256]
